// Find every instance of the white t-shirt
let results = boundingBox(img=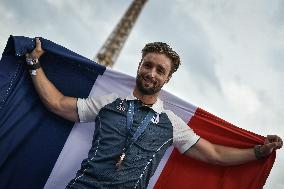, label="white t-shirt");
[77,93,200,153]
